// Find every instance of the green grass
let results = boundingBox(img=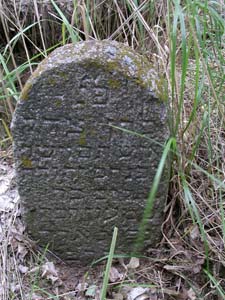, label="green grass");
[133,137,176,254]
[0,0,224,298]
[100,227,118,300]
